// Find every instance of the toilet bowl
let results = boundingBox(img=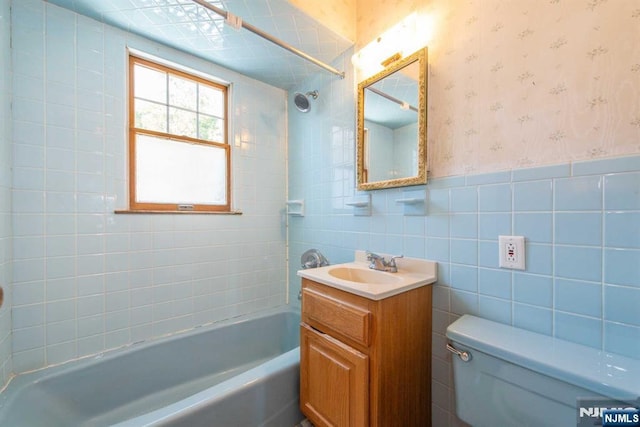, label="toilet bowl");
[446,315,640,427]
